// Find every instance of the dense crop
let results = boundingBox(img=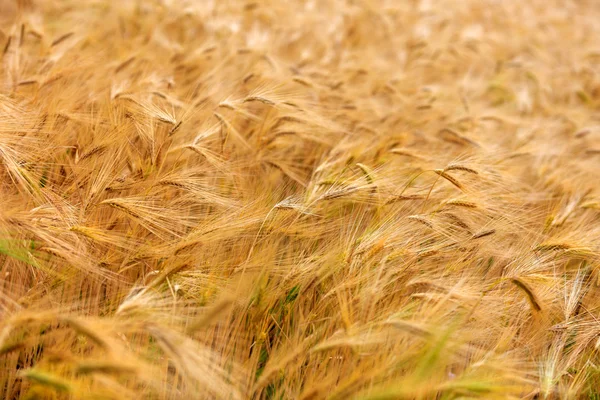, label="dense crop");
[1,0,600,398]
